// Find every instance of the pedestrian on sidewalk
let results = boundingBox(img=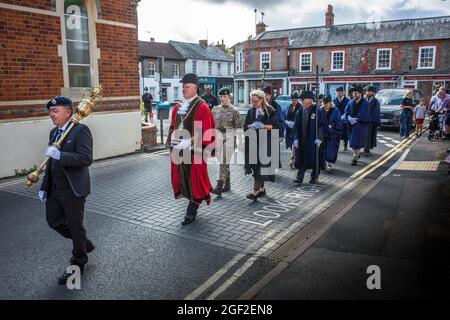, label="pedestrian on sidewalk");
[244,90,279,201]
[363,86,381,156]
[39,96,95,285]
[292,91,329,184]
[201,87,219,111]
[322,95,343,173]
[166,73,216,225]
[284,92,302,168]
[142,87,154,122]
[333,86,350,151]
[414,98,427,137]
[344,86,370,166]
[399,90,415,139]
[210,87,241,197]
